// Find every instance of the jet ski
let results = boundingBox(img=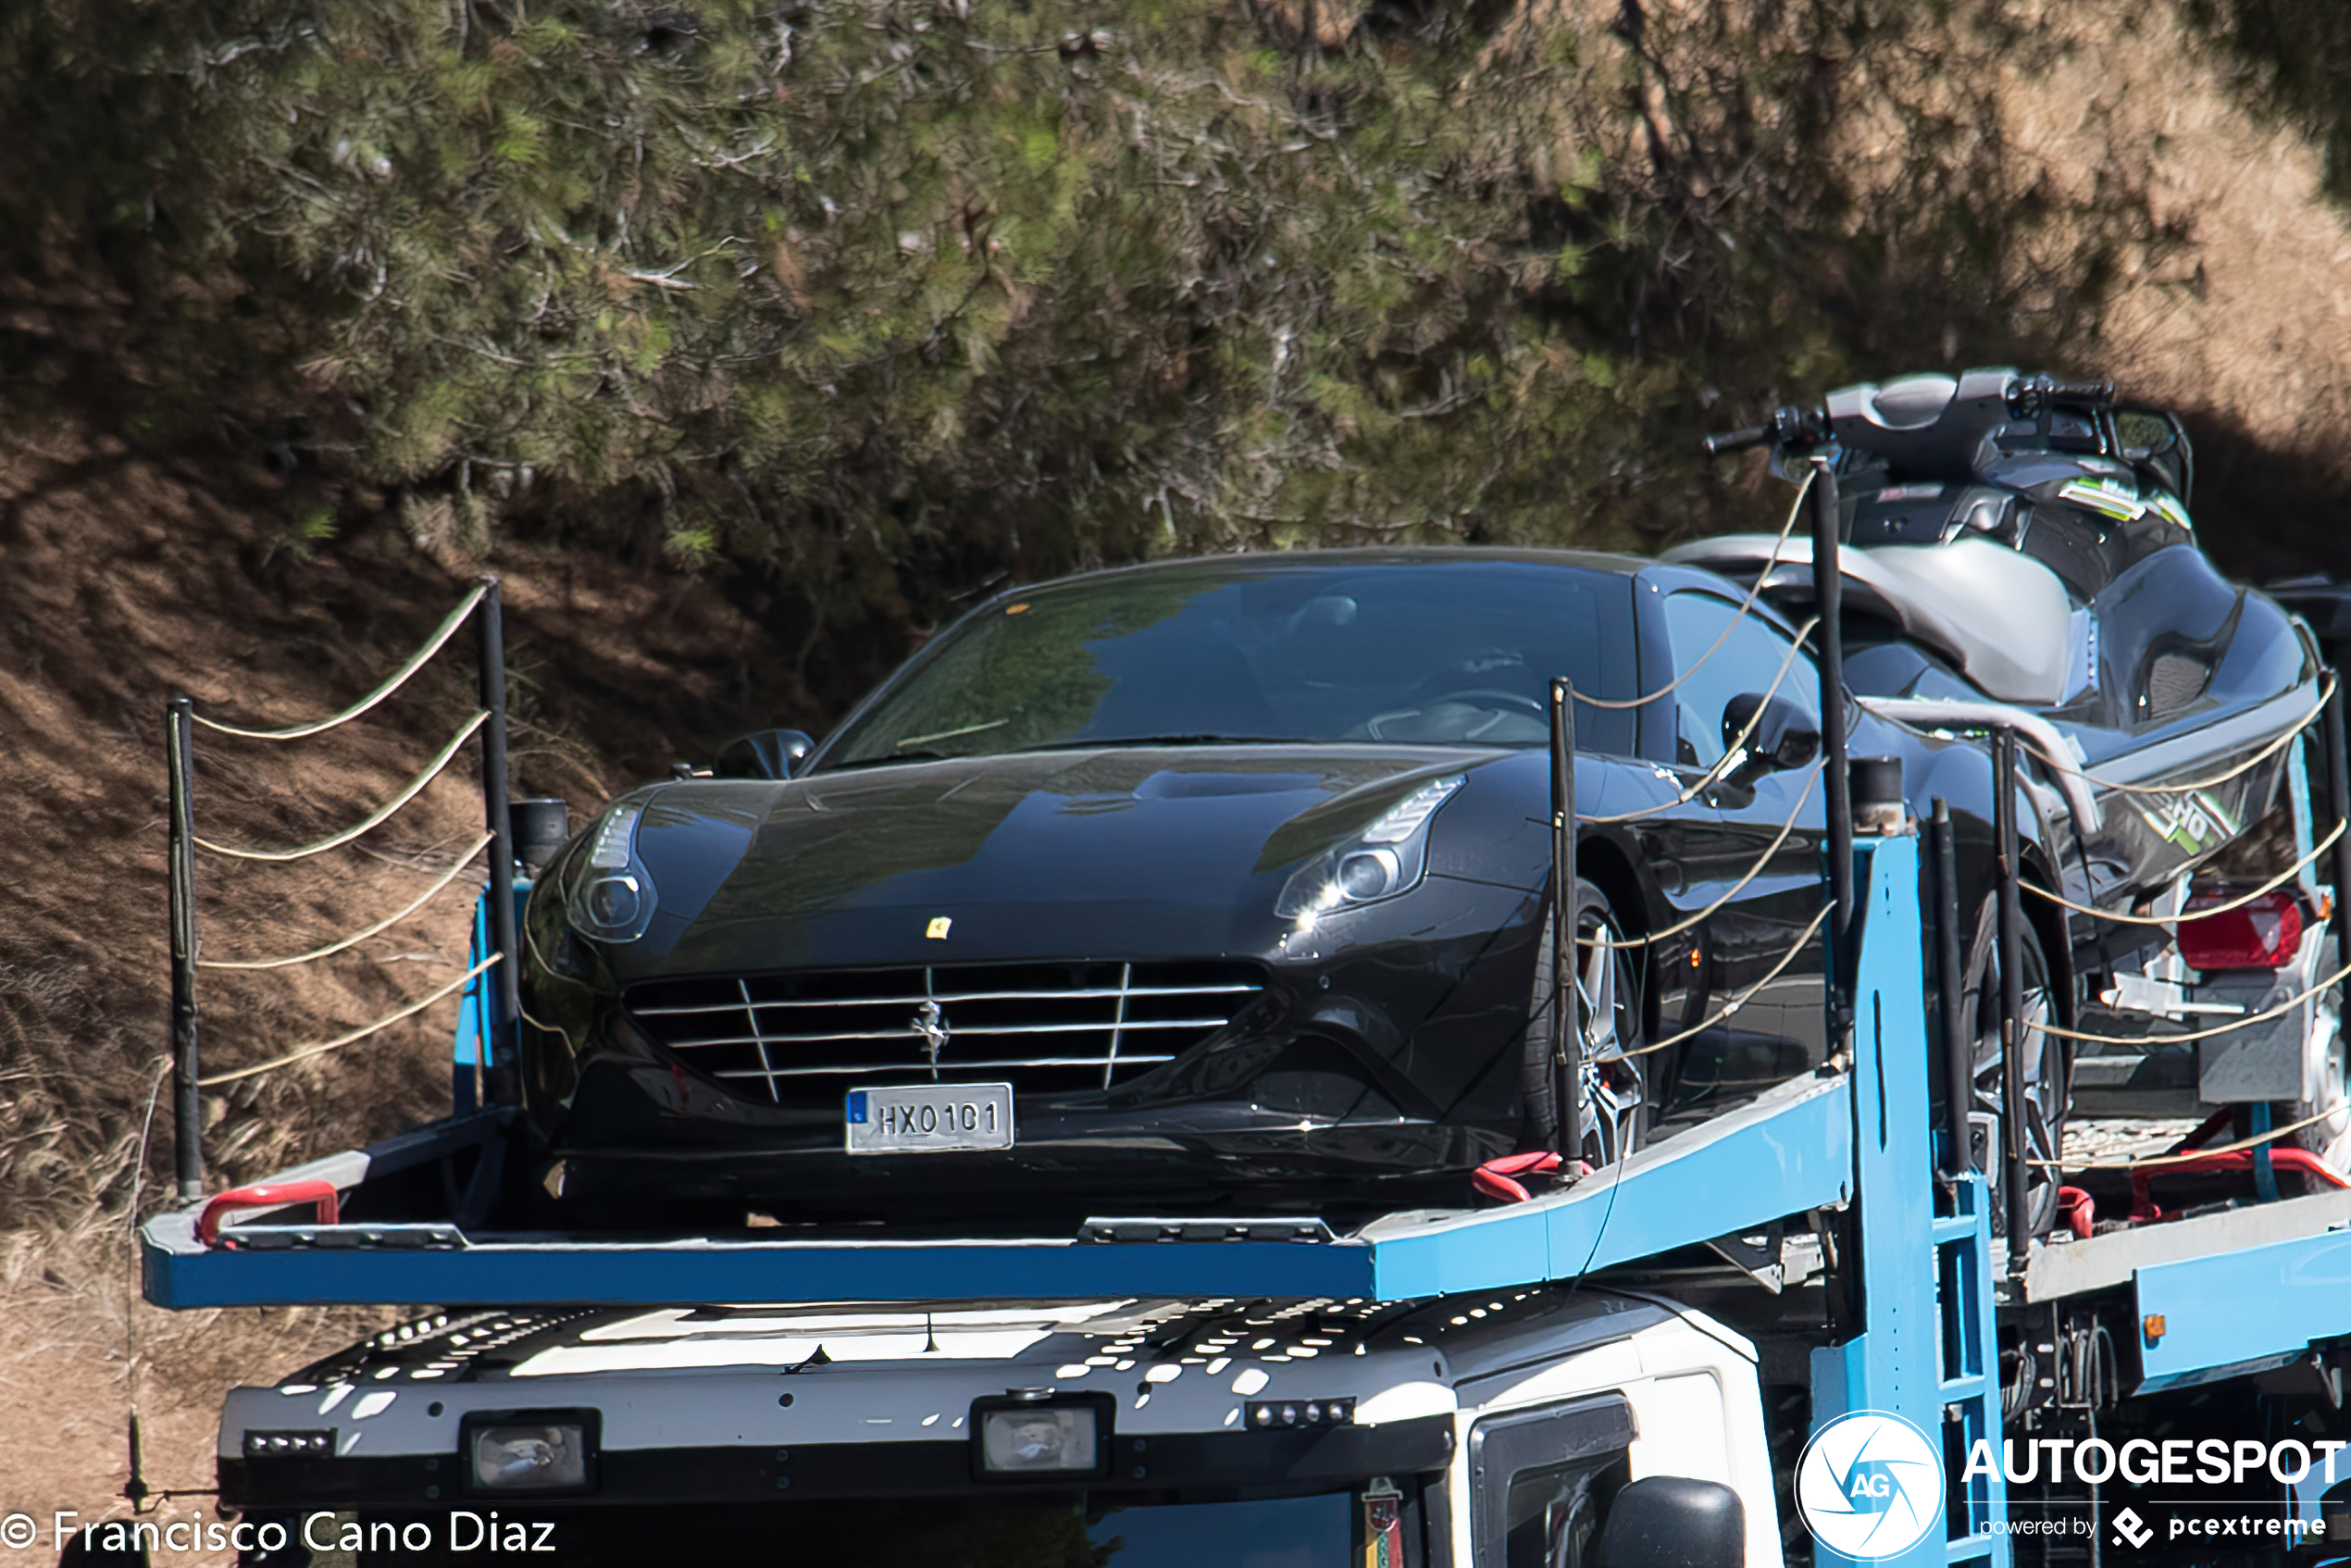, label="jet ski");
[1683,369,2344,1186]
[1674,367,2320,918]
